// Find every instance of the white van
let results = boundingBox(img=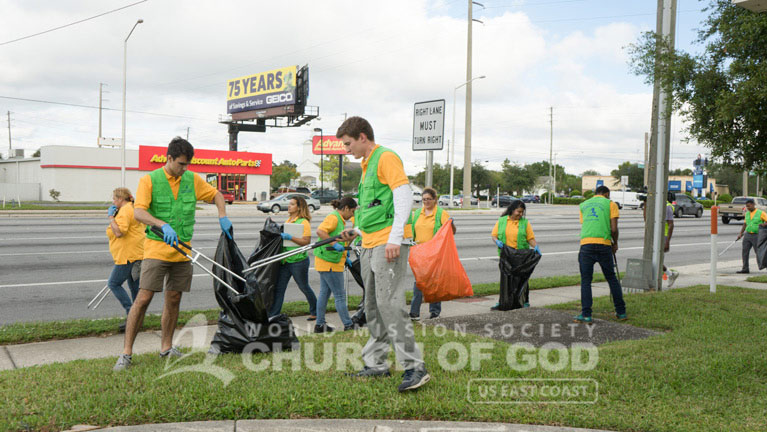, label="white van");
[612,191,642,209]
